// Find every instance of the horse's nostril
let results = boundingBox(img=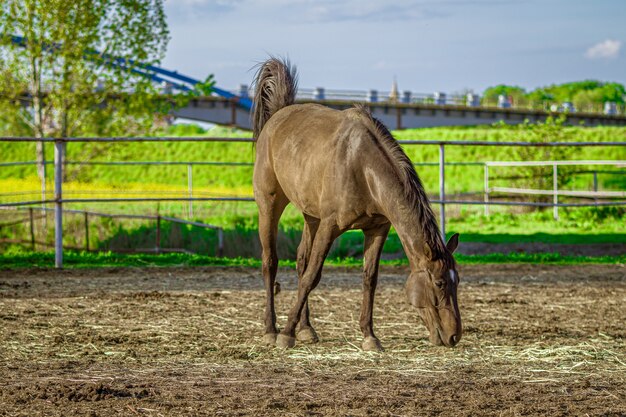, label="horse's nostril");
[449,334,459,346]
